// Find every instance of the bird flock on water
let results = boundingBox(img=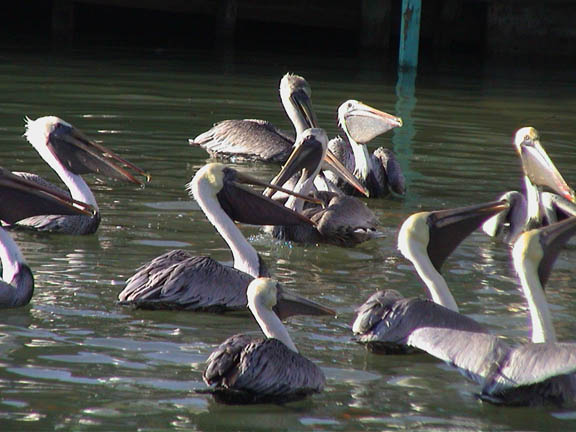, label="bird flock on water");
[2,72,576,408]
